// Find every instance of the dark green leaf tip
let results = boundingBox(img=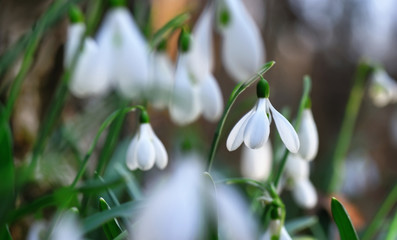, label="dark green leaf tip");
[69,5,84,23]
[109,0,127,7]
[257,76,270,98]
[139,109,150,123]
[99,197,111,210]
[178,27,191,53]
